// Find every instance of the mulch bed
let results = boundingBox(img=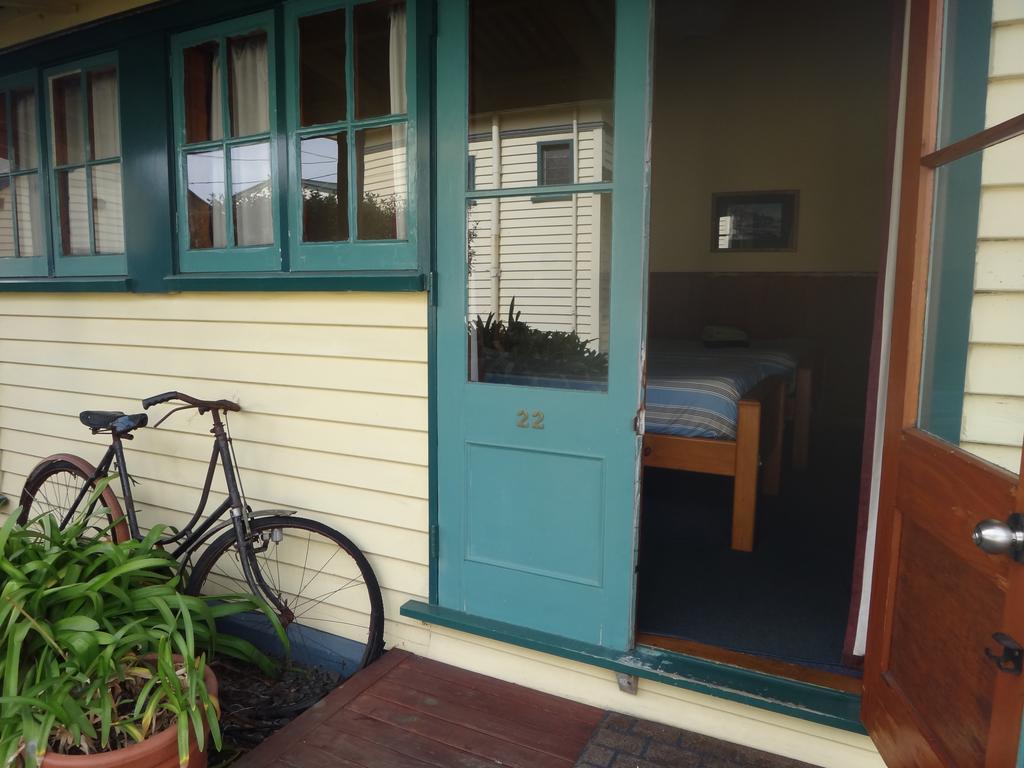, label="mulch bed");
[208,658,341,767]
